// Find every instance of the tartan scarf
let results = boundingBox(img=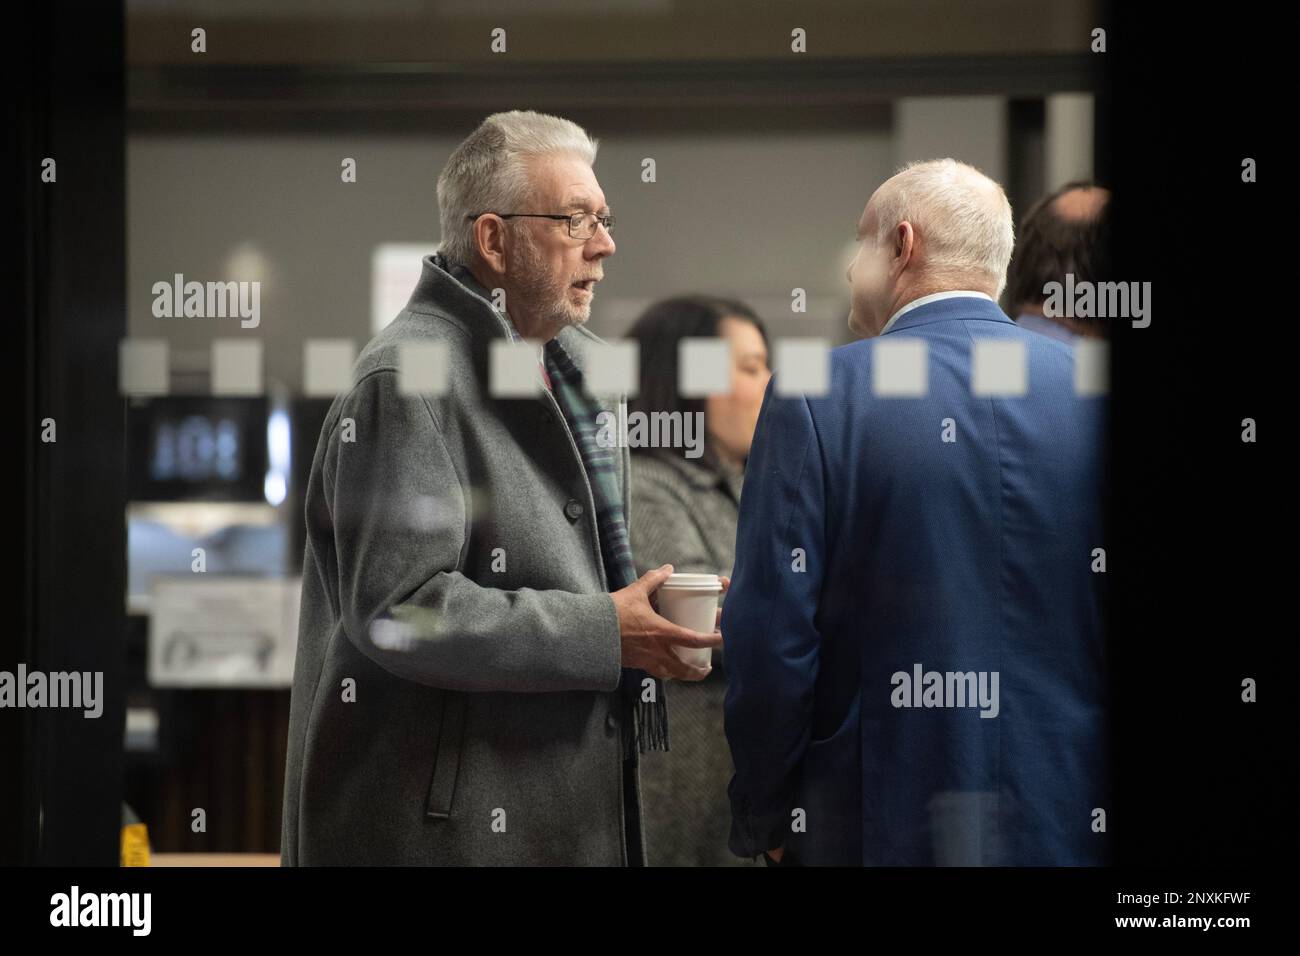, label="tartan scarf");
[436,254,669,758]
